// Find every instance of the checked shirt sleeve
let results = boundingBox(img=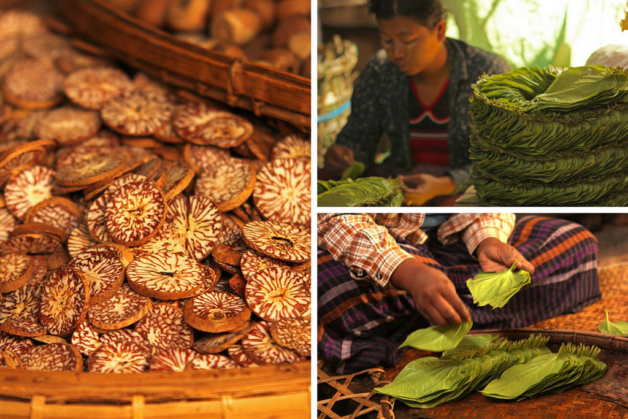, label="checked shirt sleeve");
[317,214,414,287]
[438,213,516,255]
